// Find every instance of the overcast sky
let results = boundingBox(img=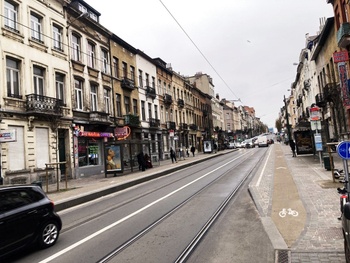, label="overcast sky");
[87,0,334,129]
